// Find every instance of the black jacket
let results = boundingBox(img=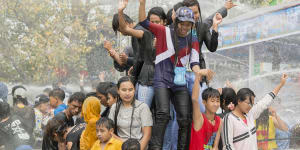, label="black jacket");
[131,25,155,86]
[196,7,228,69]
